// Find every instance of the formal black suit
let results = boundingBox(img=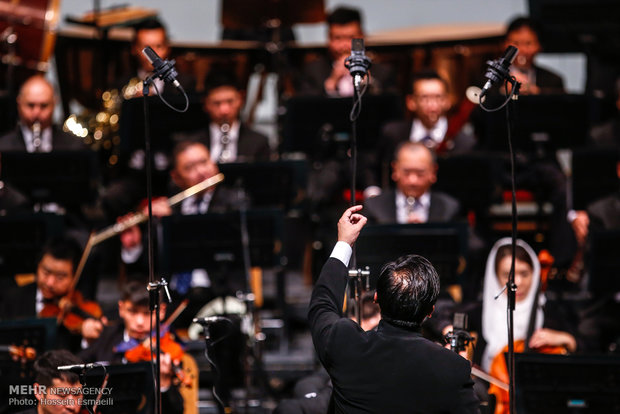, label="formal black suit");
[531,65,565,95]
[0,126,85,152]
[363,188,461,224]
[297,54,396,96]
[174,123,271,163]
[79,322,183,414]
[588,190,620,232]
[308,257,479,413]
